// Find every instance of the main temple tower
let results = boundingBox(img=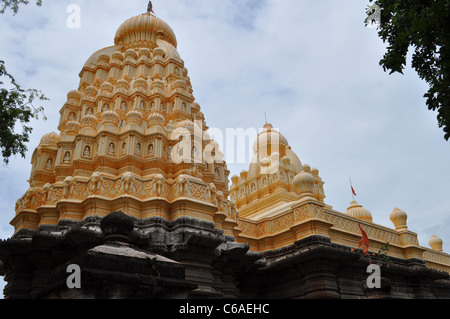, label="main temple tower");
[0,10,249,299]
[11,12,239,240]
